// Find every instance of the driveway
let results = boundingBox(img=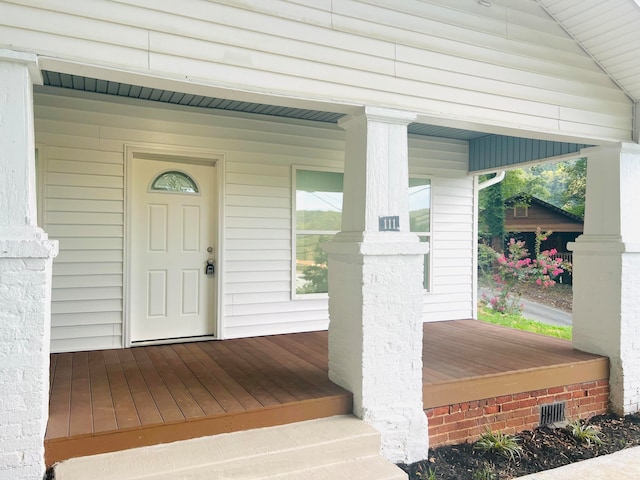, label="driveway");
[479,288,572,327]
